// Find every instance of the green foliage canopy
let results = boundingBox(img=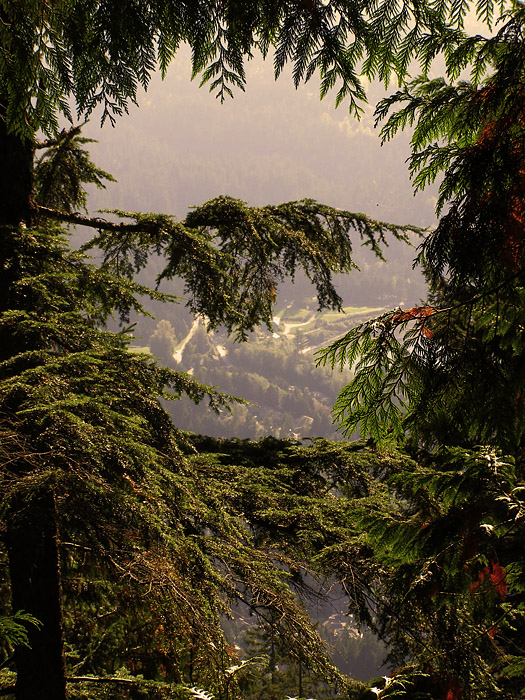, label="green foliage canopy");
[0,0,507,143]
[2,1,524,699]
[315,5,525,698]
[319,4,525,450]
